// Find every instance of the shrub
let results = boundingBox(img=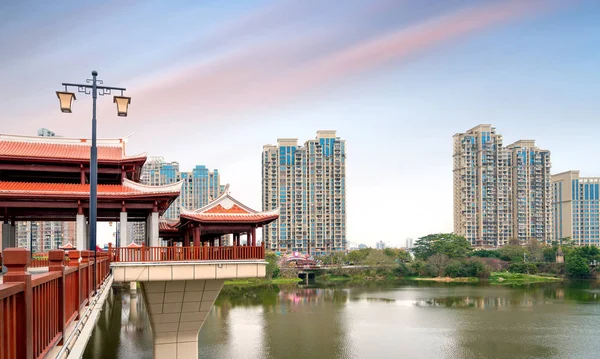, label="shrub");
[566,254,591,278]
[508,263,538,275]
[443,258,490,279]
[470,249,501,259]
[534,262,565,276]
[444,261,464,277]
[477,257,508,272]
